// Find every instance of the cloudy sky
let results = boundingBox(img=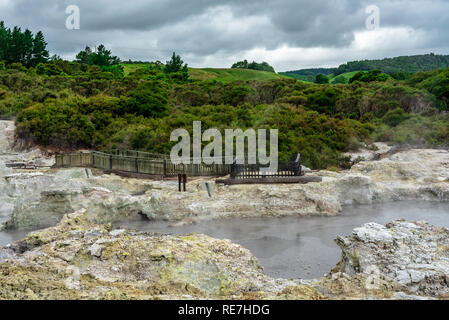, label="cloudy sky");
[1,0,448,71]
